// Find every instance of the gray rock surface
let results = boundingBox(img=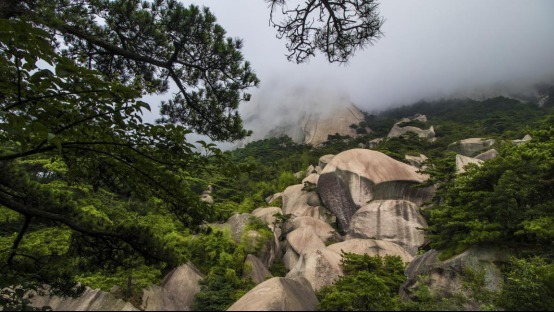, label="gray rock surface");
[387,115,435,140]
[474,149,498,161]
[30,287,138,311]
[286,227,326,255]
[318,154,335,170]
[265,192,283,205]
[347,200,427,255]
[227,277,318,311]
[286,248,343,291]
[283,243,301,271]
[455,154,484,174]
[282,184,331,222]
[318,149,434,230]
[401,246,510,301]
[328,239,413,263]
[511,134,532,145]
[302,173,319,186]
[228,213,252,243]
[141,263,204,311]
[405,154,428,169]
[449,138,496,156]
[251,207,282,229]
[291,216,337,243]
[244,254,273,285]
